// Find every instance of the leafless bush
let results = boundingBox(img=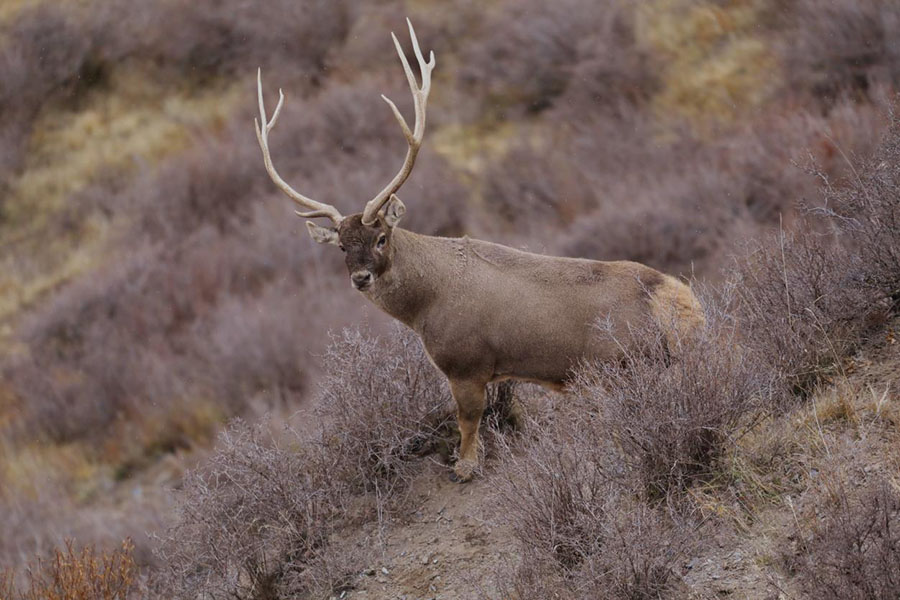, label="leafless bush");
[133,0,352,78]
[157,326,461,599]
[720,110,900,400]
[784,481,900,600]
[0,0,354,189]
[562,169,730,276]
[482,142,593,230]
[315,324,454,499]
[779,0,900,103]
[576,300,774,499]
[821,114,900,311]
[130,139,260,239]
[494,402,694,599]
[8,219,327,445]
[2,539,137,600]
[732,225,869,398]
[155,420,358,600]
[460,0,653,118]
